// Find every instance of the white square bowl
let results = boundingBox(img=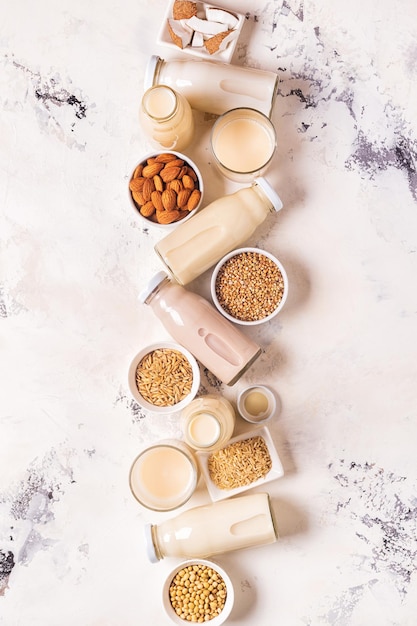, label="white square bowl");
[196,426,284,501]
[157,1,245,63]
